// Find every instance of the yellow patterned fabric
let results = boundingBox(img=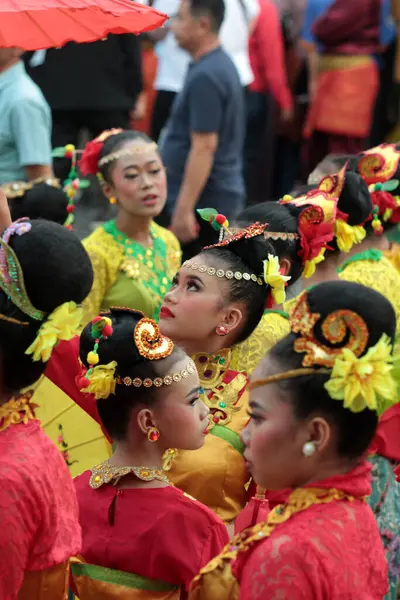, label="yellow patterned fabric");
[231,311,290,375]
[82,222,181,325]
[385,245,400,274]
[338,254,400,332]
